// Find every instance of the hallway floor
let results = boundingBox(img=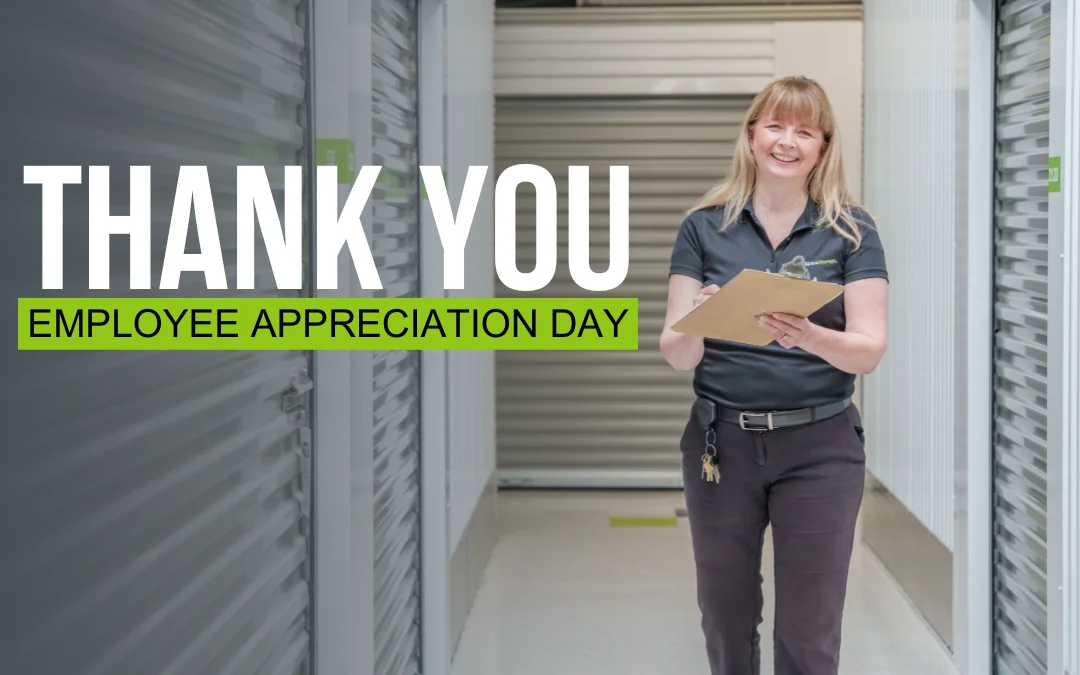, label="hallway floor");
[450,490,960,675]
